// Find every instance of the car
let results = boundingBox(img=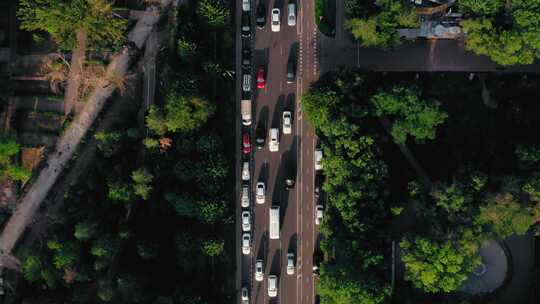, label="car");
[282,111,292,134]
[287,3,296,26]
[314,148,323,170]
[242,48,251,69]
[242,73,251,92]
[271,8,280,32]
[243,133,251,154]
[286,59,296,83]
[285,165,295,190]
[255,123,266,149]
[242,211,251,232]
[255,259,264,281]
[315,204,324,225]
[287,253,295,275]
[241,184,250,207]
[256,182,265,204]
[268,275,278,297]
[241,13,251,37]
[256,66,265,89]
[242,161,250,181]
[269,128,279,152]
[314,173,323,199]
[241,286,249,303]
[242,233,251,255]
[242,0,250,11]
[256,3,266,28]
